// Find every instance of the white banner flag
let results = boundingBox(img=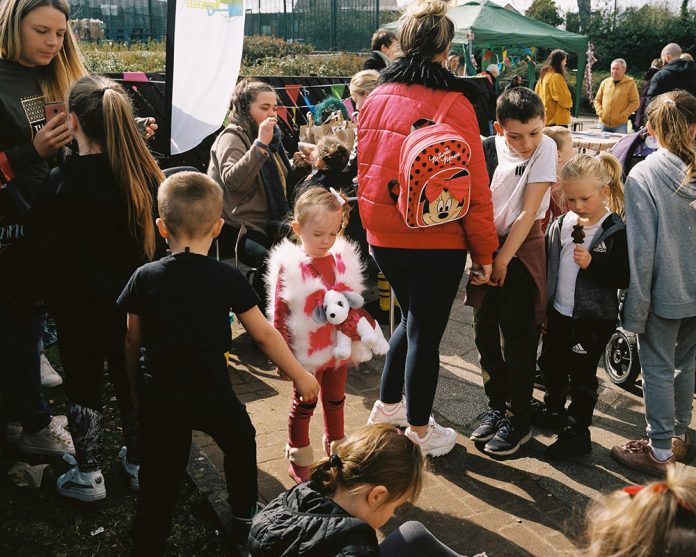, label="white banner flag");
[169,0,245,155]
